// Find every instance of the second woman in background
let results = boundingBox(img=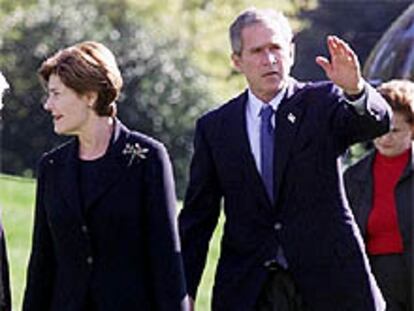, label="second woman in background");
[345,79,413,311]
